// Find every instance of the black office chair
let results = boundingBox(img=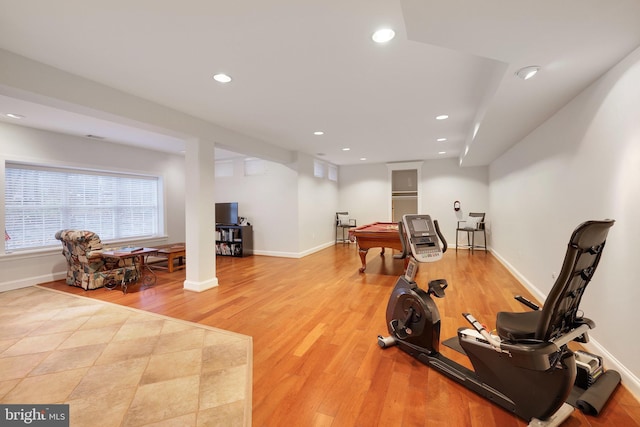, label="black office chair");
[455,212,486,252]
[496,219,614,343]
[336,212,356,243]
